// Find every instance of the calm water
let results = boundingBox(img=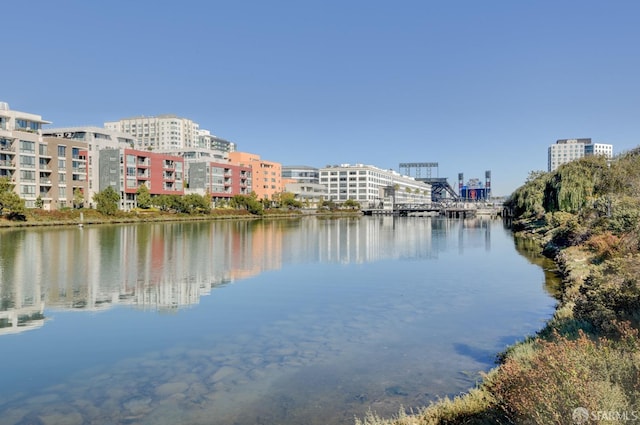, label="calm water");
[0,216,556,425]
